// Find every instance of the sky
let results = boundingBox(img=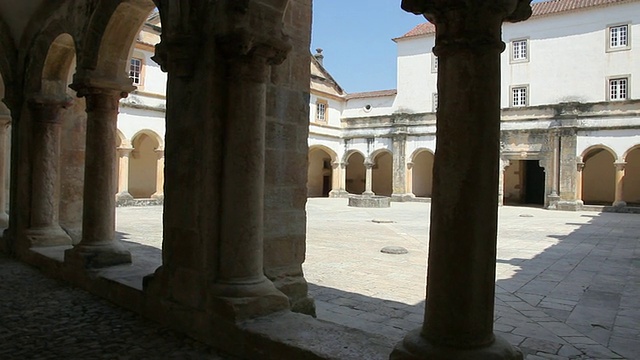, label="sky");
[310,0,546,94]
